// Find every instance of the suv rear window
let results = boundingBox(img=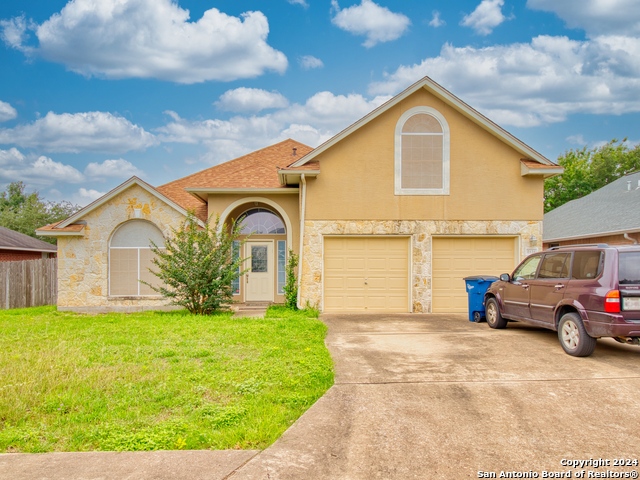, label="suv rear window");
[619,251,640,285]
[572,251,602,279]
